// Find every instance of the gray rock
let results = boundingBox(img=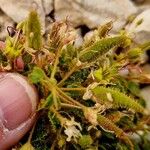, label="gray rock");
[140,86,150,110]
[0,10,14,40]
[0,0,53,32]
[55,0,137,31]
